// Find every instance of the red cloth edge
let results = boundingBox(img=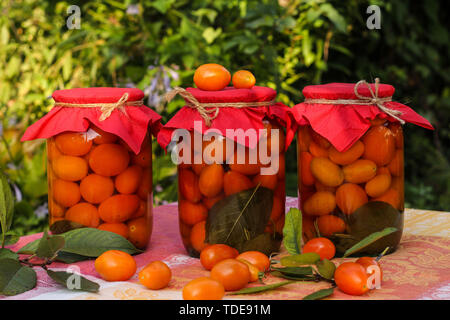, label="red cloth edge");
[21,106,162,155]
[292,101,433,152]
